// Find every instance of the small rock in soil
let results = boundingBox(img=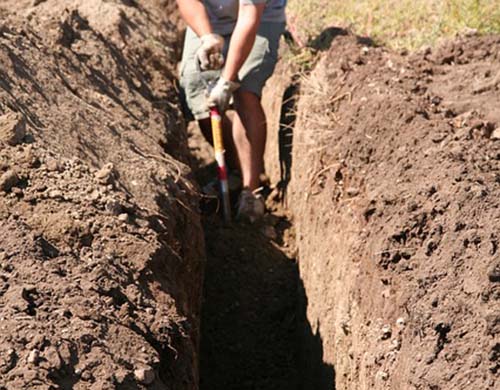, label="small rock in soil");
[118,213,130,223]
[43,346,62,370]
[391,338,402,351]
[90,189,101,202]
[0,170,19,192]
[396,317,406,329]
[340,320,350,335]
[48,189,63,199]
[468,352,482,369]
[485,313,500,336]
[0,111,26,147]
[134,366,155,384]
[27,349,40,365]
[95,163,115,184]
[346,187,360,197]
[491,127,500,140]
[45,158,62,172]
[12,187,23,197]
[81,370,93,381]
[381,324,392,340]
[1,348,16,373]
[57,342,72,366]
[488,261,500,283]
[376,370,389,381]
[114,368,129,383]
[105,199,123,215]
